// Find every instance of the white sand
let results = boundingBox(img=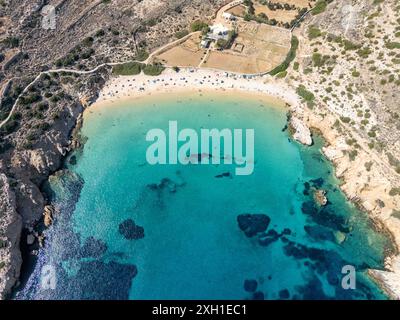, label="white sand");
[95,68,301,108]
